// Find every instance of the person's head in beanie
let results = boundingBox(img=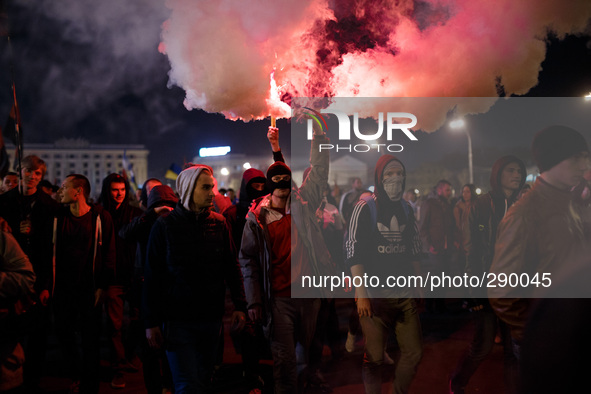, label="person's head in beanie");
[266,161,292,204]
[176,164,215,213]
[533,125,590,190]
